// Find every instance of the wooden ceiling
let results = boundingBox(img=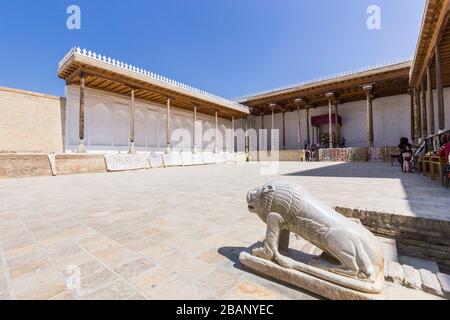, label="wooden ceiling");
[410,0,450,88]
[240,63,411,115]
[416,14,450,90]
[58,53,249,120]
